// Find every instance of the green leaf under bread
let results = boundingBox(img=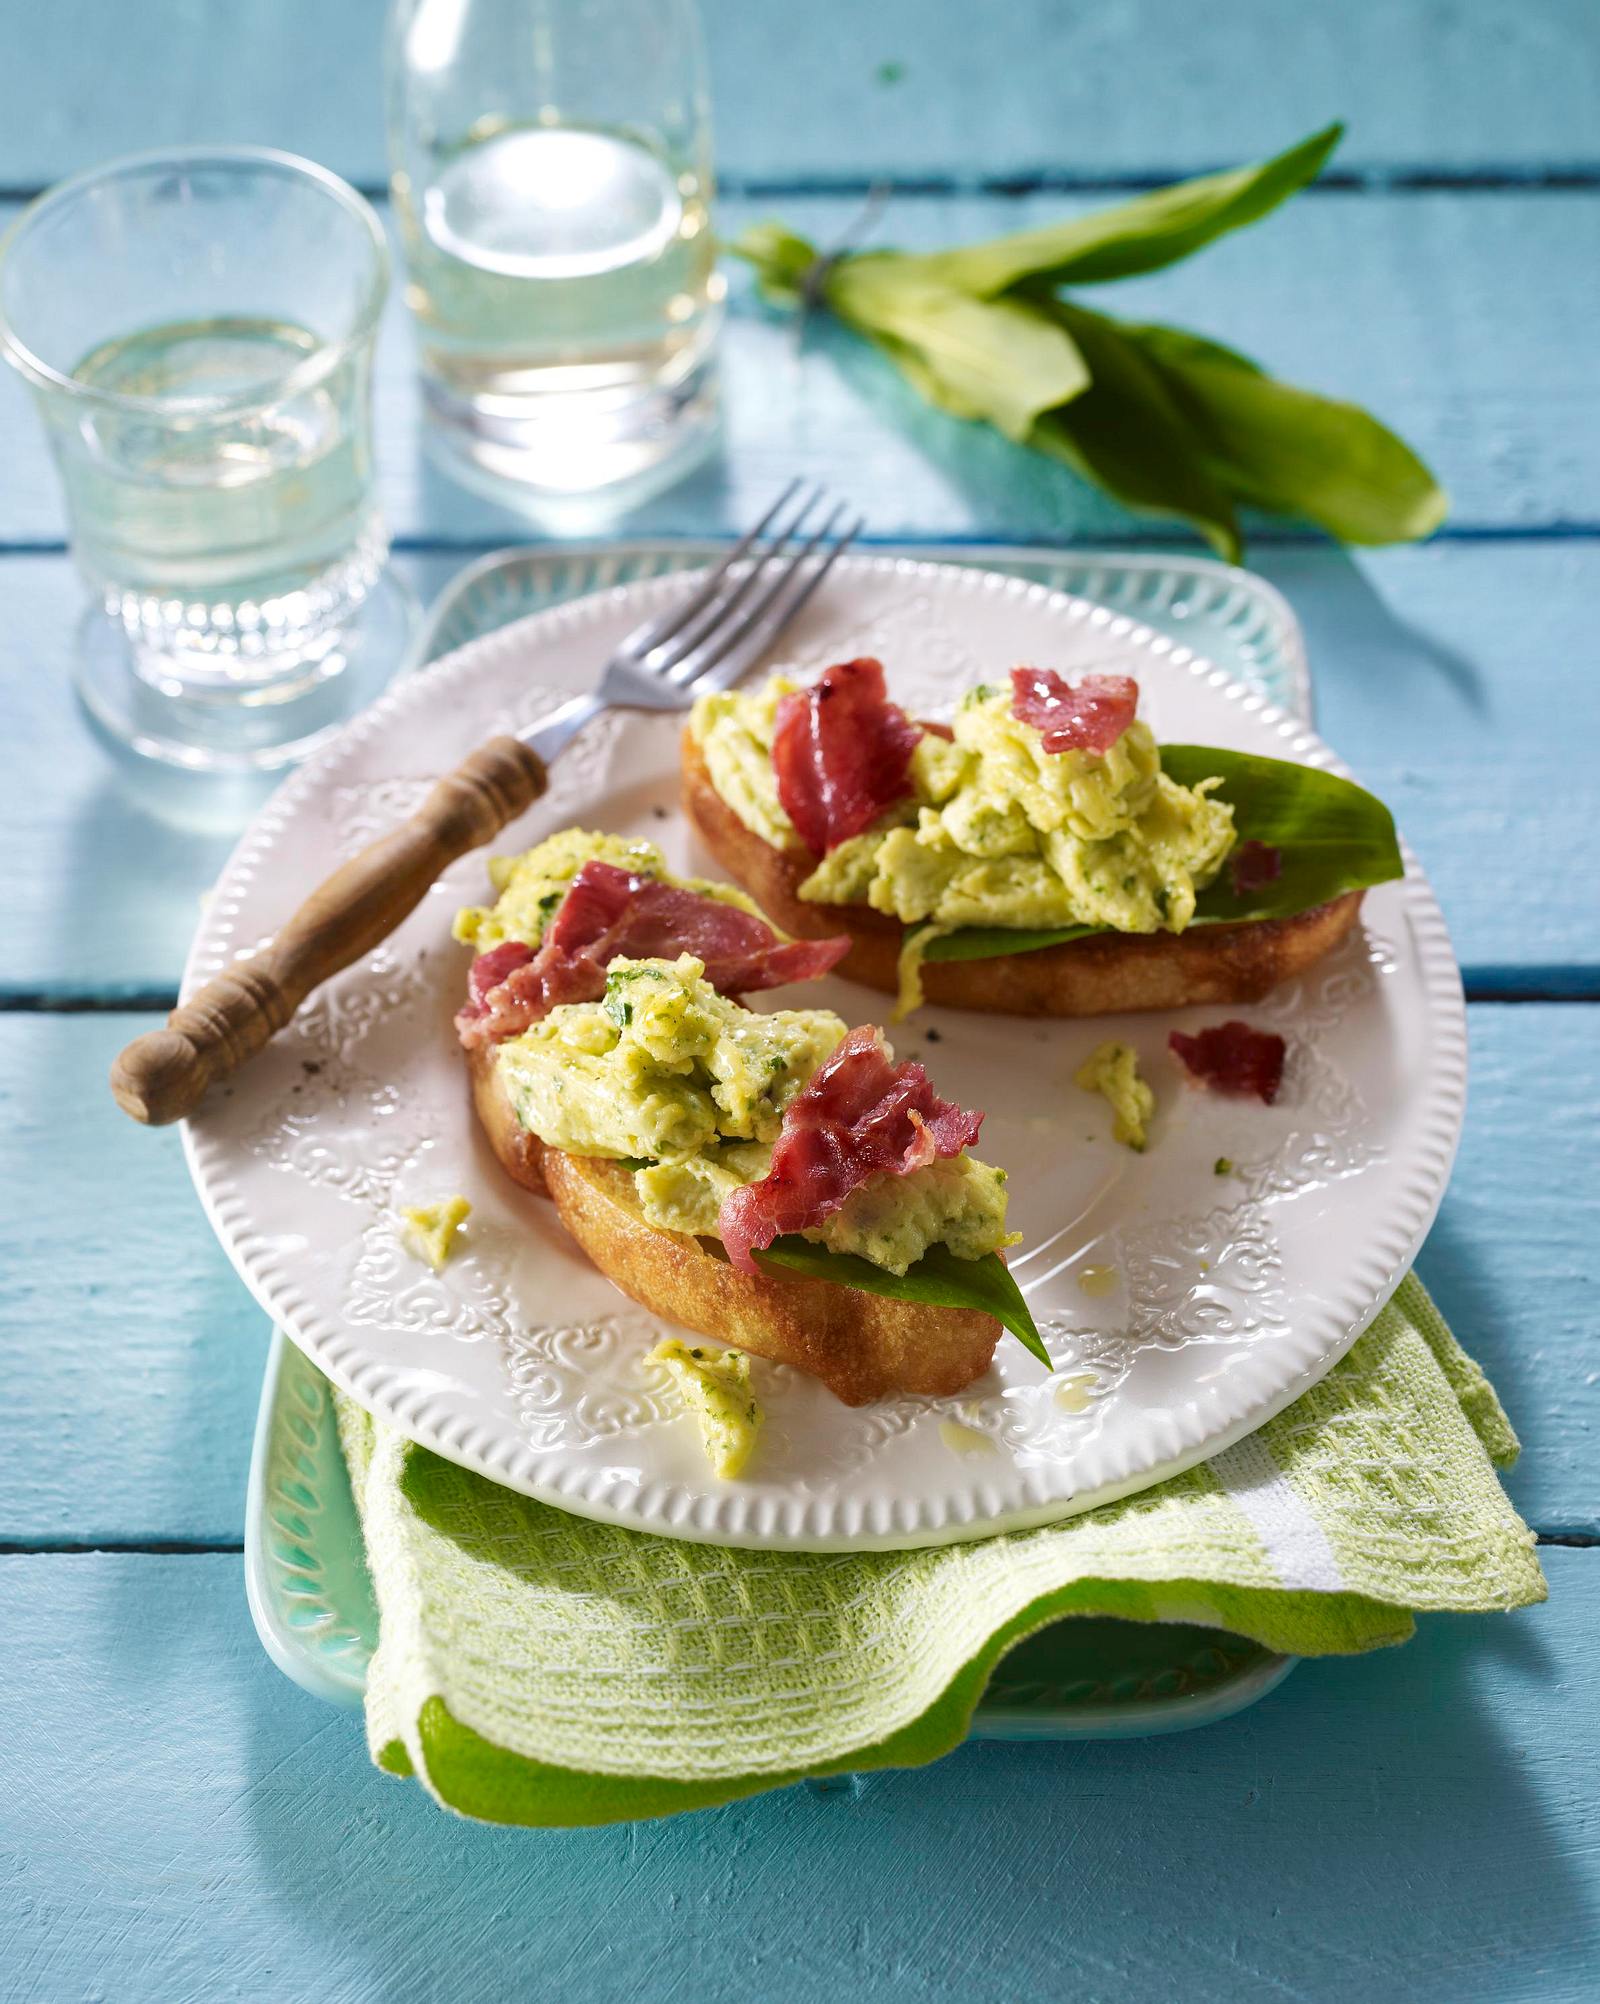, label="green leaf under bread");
[1164,745,1404,919]
[922,921,1099,963]
[922,746,1402,965]
[752,1238,1051,1369]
